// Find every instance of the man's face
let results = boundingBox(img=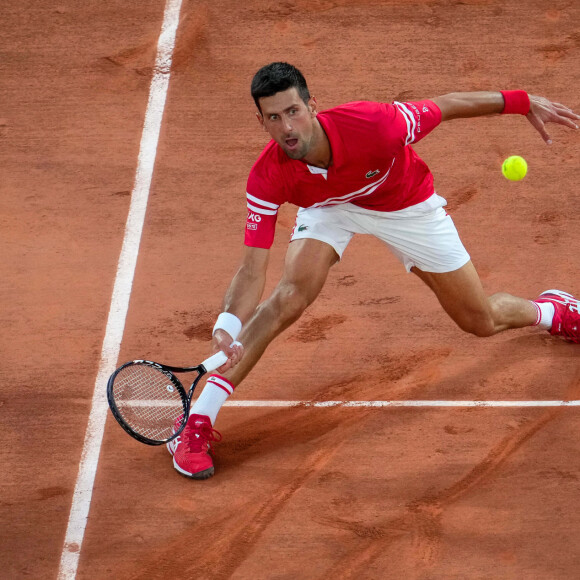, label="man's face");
[257,87,318,160]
